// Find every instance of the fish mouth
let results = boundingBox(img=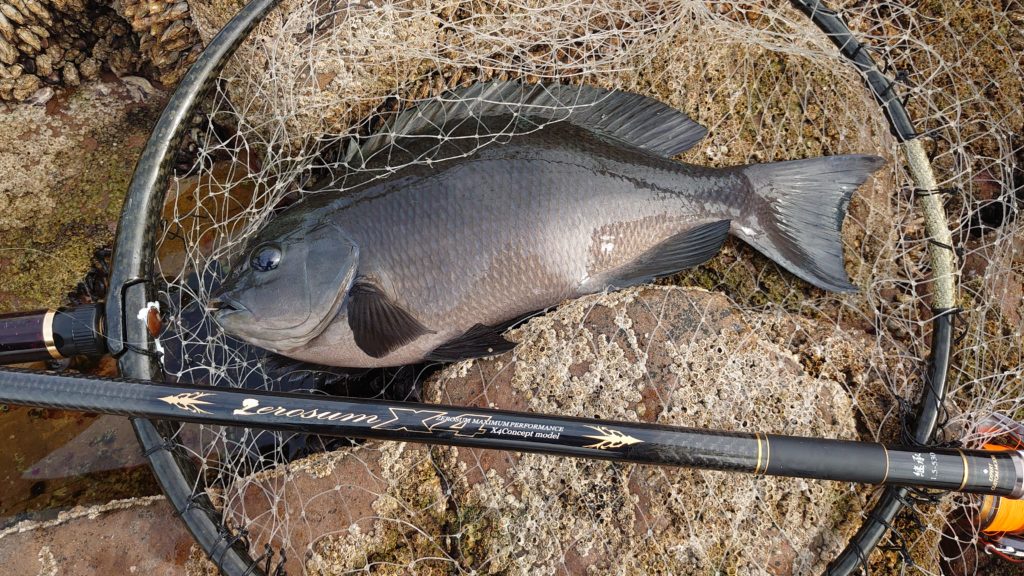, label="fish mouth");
[209,293,249,322]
